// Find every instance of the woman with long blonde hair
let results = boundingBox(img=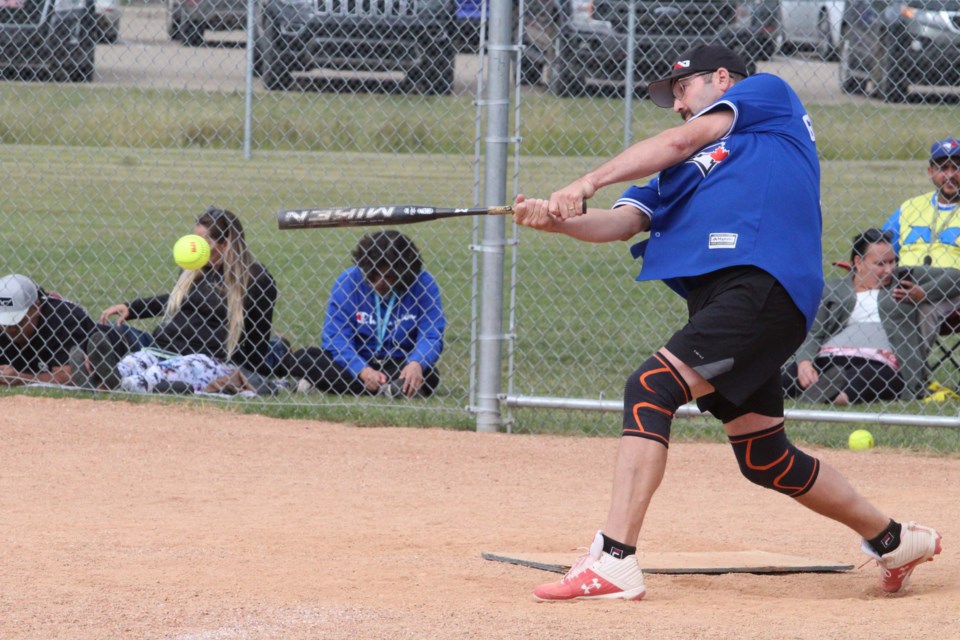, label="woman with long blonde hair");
[91,208,277,388]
